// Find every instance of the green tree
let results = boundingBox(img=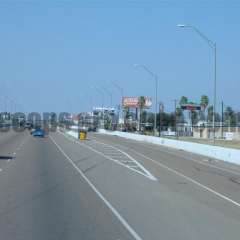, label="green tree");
[146,112,154,125]
[207,105,213,122]
[200,95,209,110]
[224,106,236,126]
[159,112,174,128]
[191,110,198,125]
[179,96,188,106]
[200,95,209,121]
[138,96,145,130]
[138,96,145,109]
[176,107,184,122]
[141,110,147,123]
